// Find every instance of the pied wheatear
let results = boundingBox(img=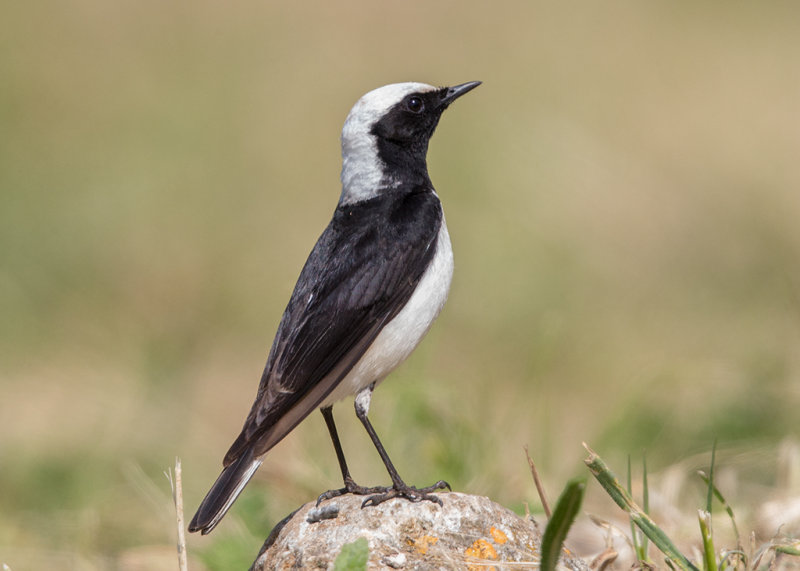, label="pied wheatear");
[189,81,481,534]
